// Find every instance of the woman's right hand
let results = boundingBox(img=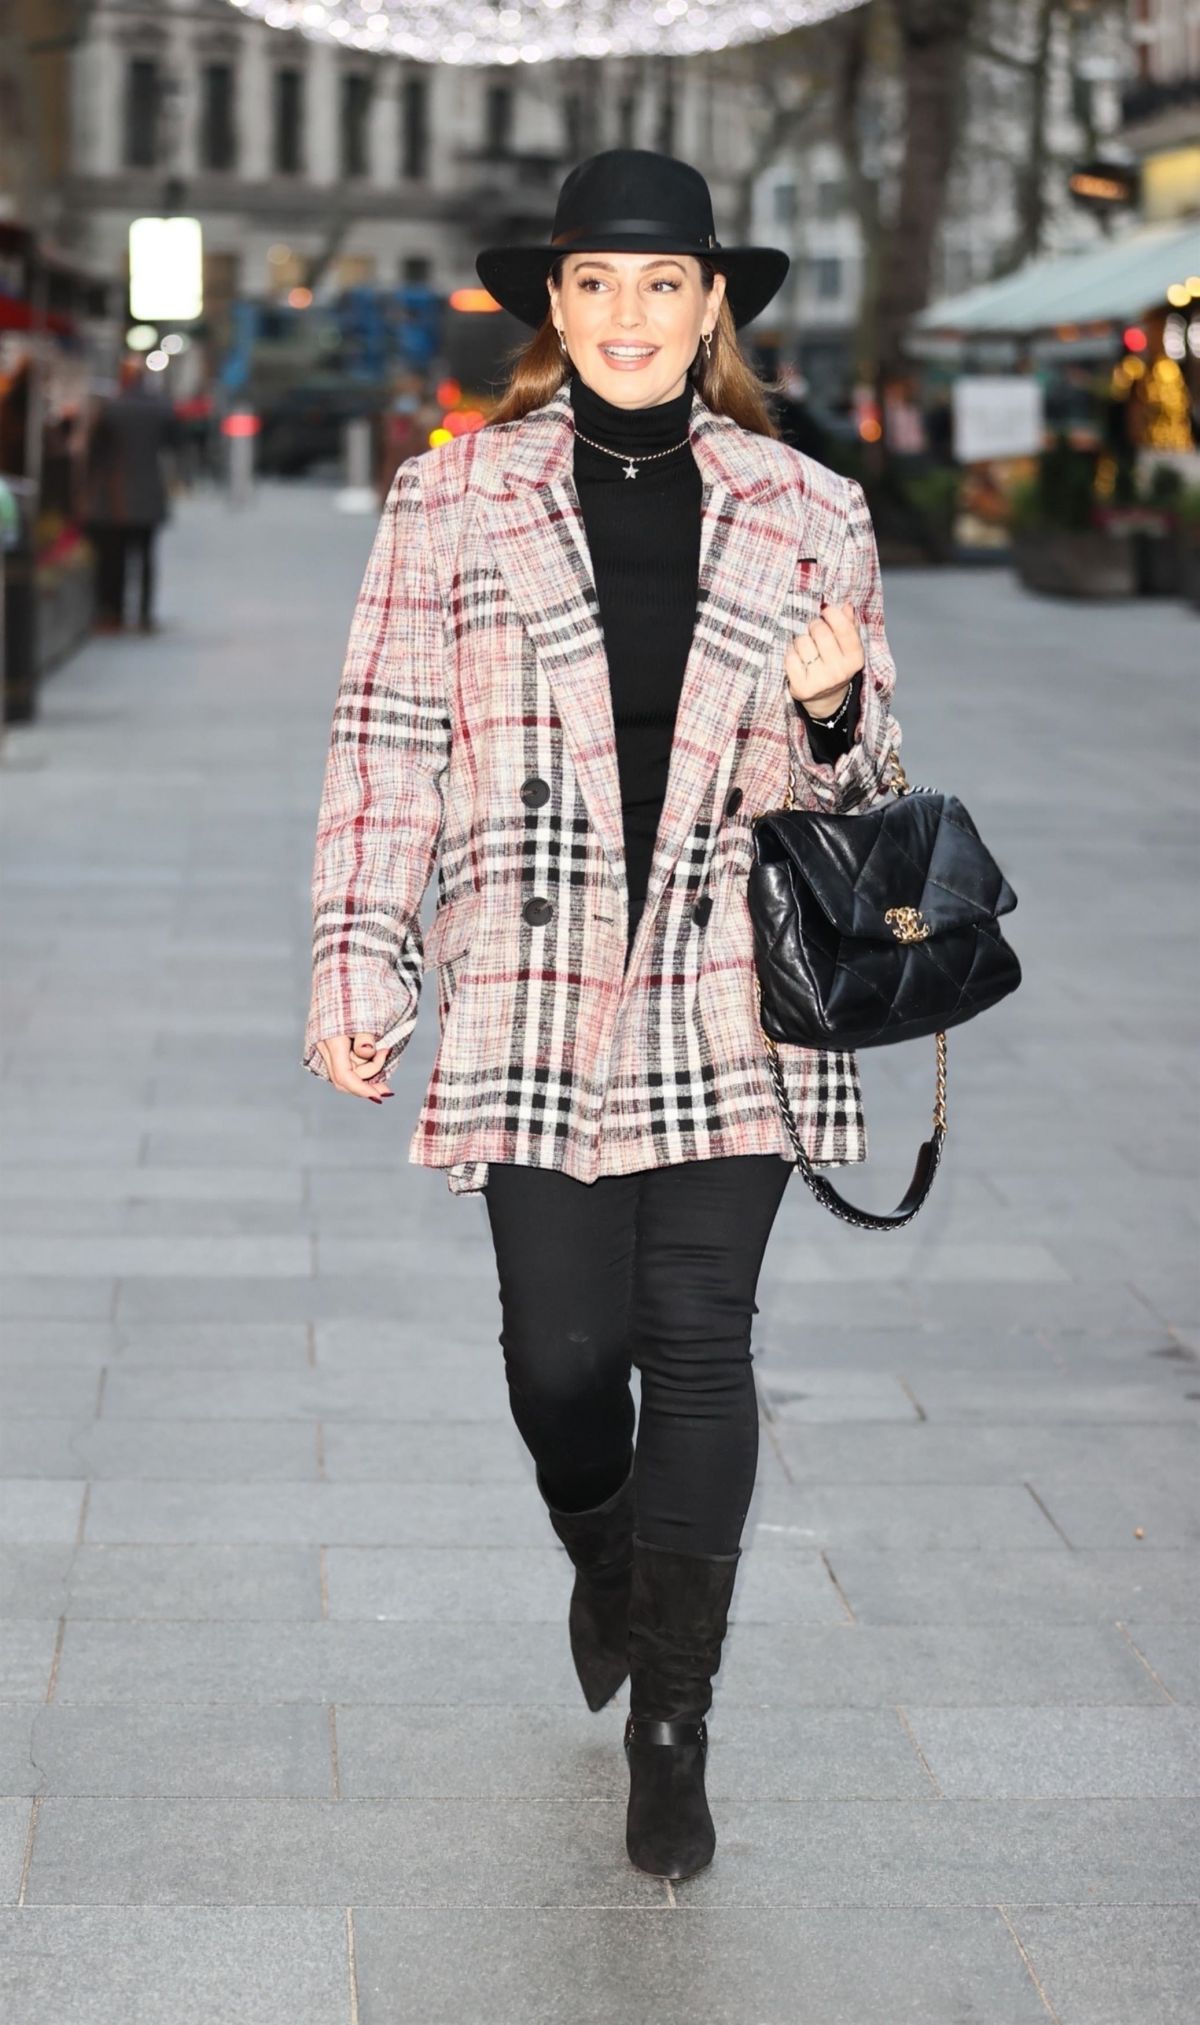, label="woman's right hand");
[314,1034,395,1103]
